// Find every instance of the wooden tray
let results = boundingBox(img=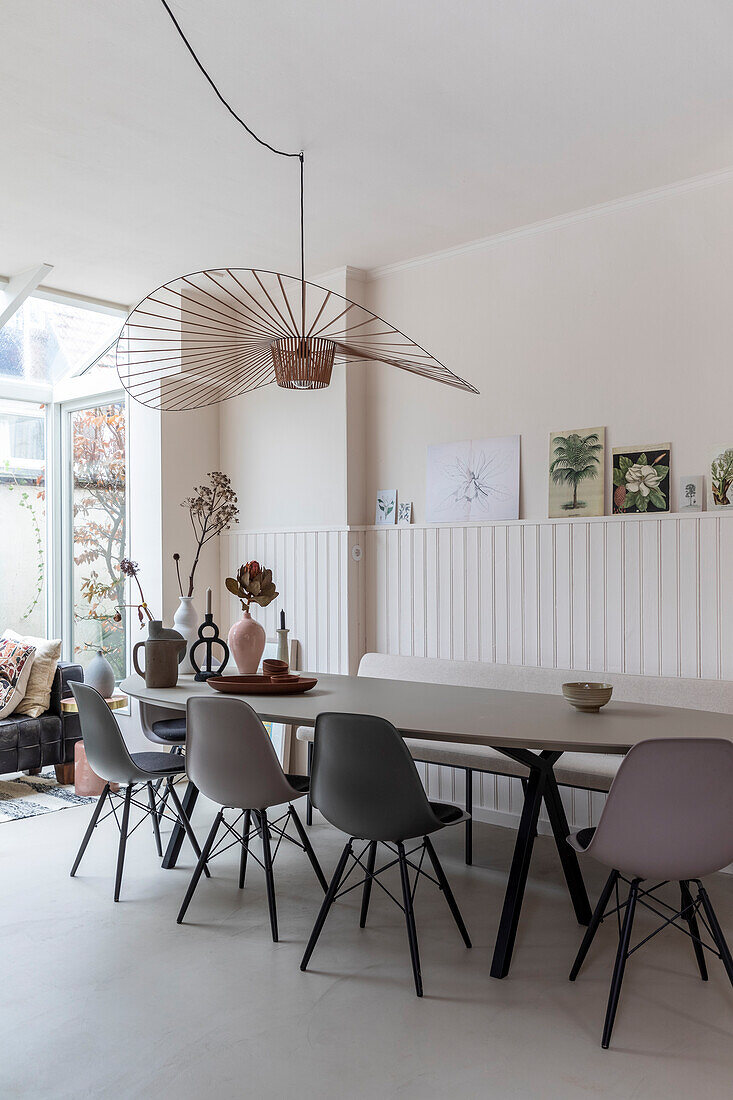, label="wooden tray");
[207,674,318,695]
